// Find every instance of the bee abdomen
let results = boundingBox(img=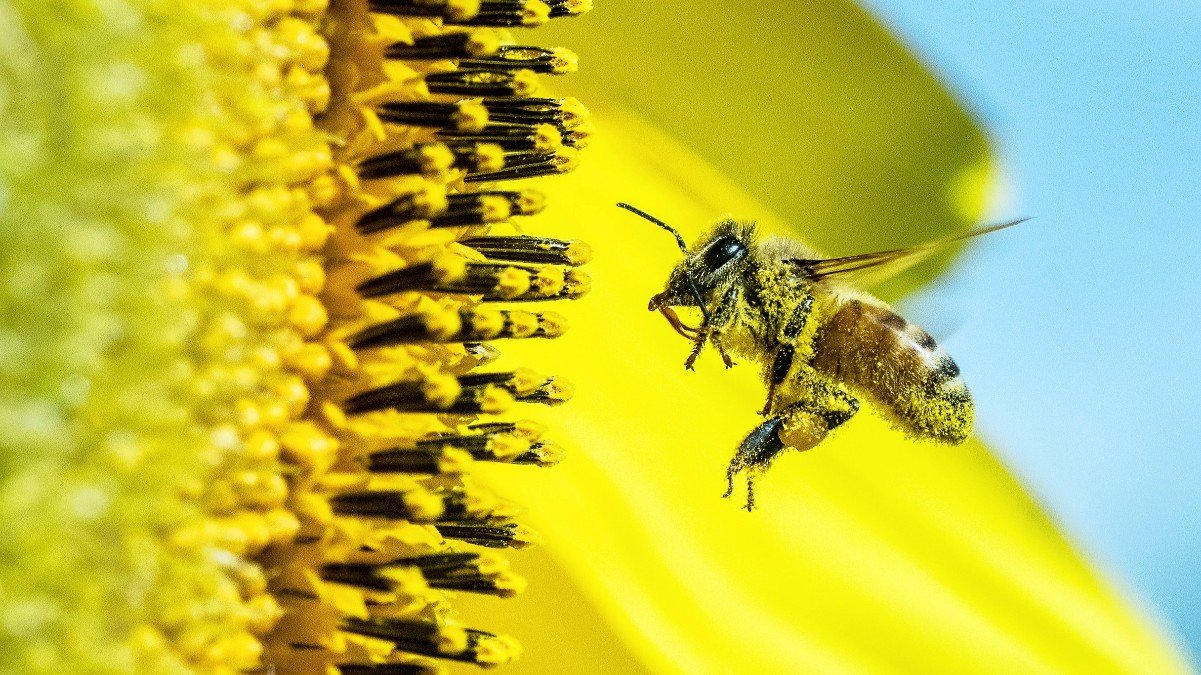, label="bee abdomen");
[810,300,973,443]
